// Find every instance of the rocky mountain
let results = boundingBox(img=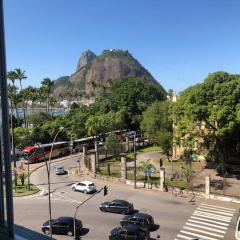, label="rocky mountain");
[53,49,165,97]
